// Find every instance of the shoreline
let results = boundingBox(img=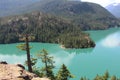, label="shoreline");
[60,45,66,49]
